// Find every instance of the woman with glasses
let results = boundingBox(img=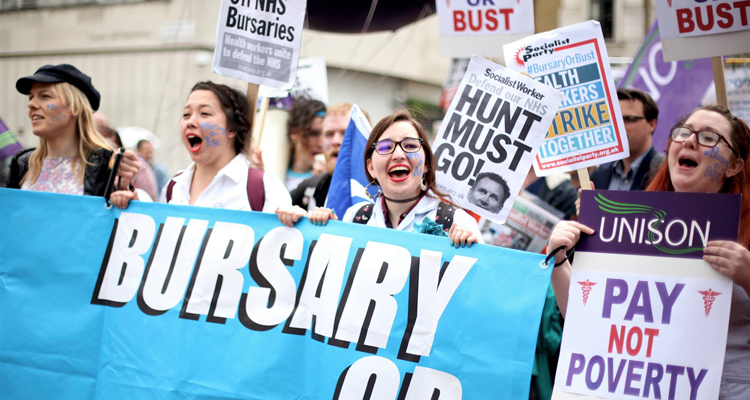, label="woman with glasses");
[547,105,750,398]
[277,109,483,247]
